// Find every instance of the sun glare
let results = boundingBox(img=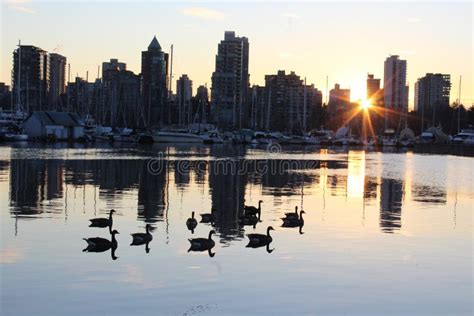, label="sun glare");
[360,99,372,110]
